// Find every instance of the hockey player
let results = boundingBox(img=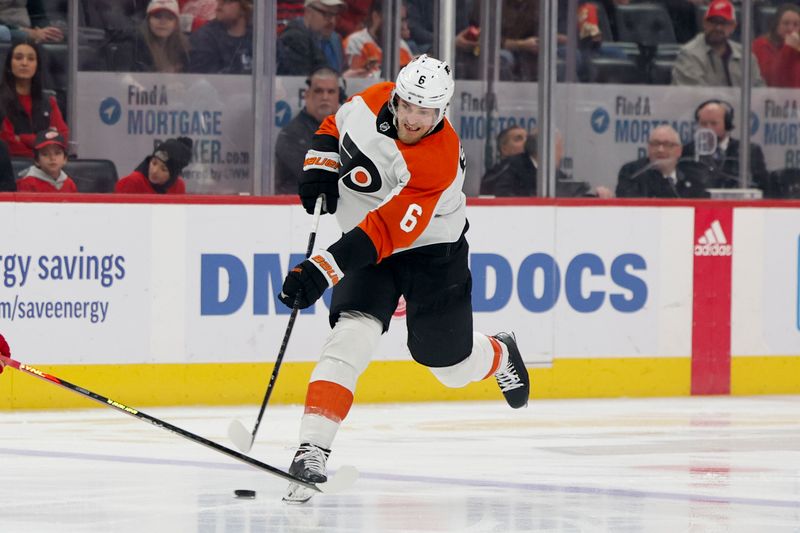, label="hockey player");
[279,54,530,503]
